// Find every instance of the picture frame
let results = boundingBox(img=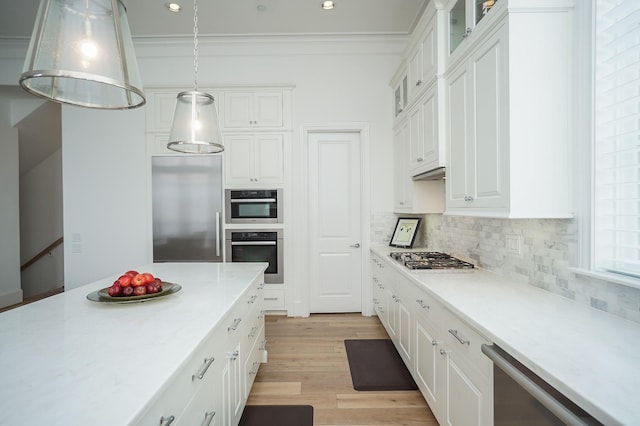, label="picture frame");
[389,217,421,248]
